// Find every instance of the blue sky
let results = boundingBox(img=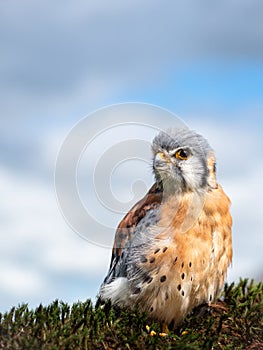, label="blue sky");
[0,1,263,312]
[119,61,263,115]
